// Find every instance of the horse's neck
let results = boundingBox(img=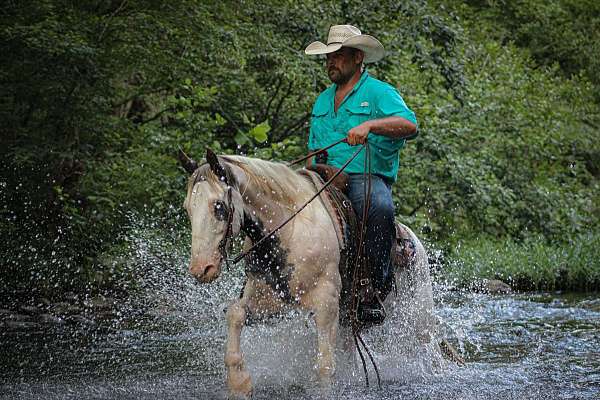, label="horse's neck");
[233,166,312,233]
[241,185,294,233]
